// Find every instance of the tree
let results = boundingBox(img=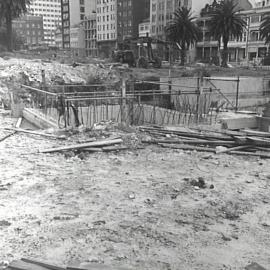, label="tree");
[259,13,270,45]
[208,0,246,67]
[165,7,201,66]
[0,27,26,51]
[0,0,30,51]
